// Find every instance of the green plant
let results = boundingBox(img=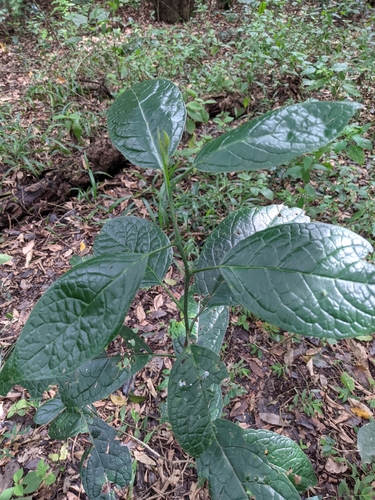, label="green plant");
[6,398,37,418]
[0,255,12,265]
[1,78,374,499]
[290,389,324,417]
[270,362,288,379]
[0,459,56,500]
